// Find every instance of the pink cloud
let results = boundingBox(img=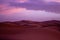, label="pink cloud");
[17,0,28,3]
[0,4,26,14]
